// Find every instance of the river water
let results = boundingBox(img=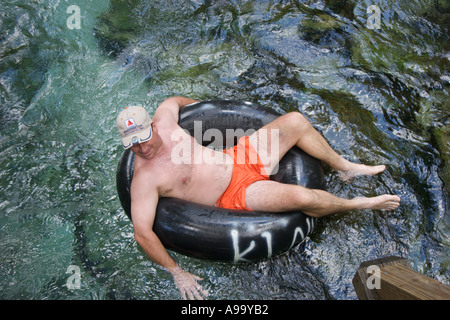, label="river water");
[0,0,448,299]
